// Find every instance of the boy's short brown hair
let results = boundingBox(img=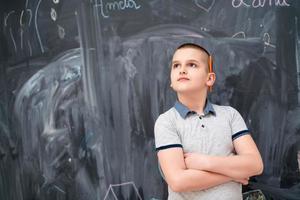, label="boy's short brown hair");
[175,43,213,73]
